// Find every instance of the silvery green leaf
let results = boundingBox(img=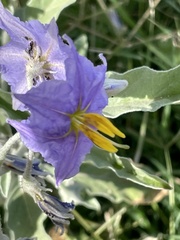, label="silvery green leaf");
[104,65,180,118]
[15,0,76,23]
